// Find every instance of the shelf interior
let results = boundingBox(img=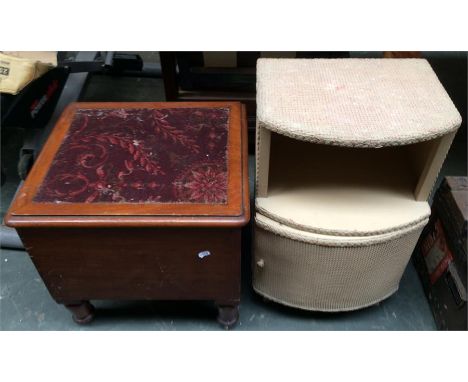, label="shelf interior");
[256,133,431,236]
